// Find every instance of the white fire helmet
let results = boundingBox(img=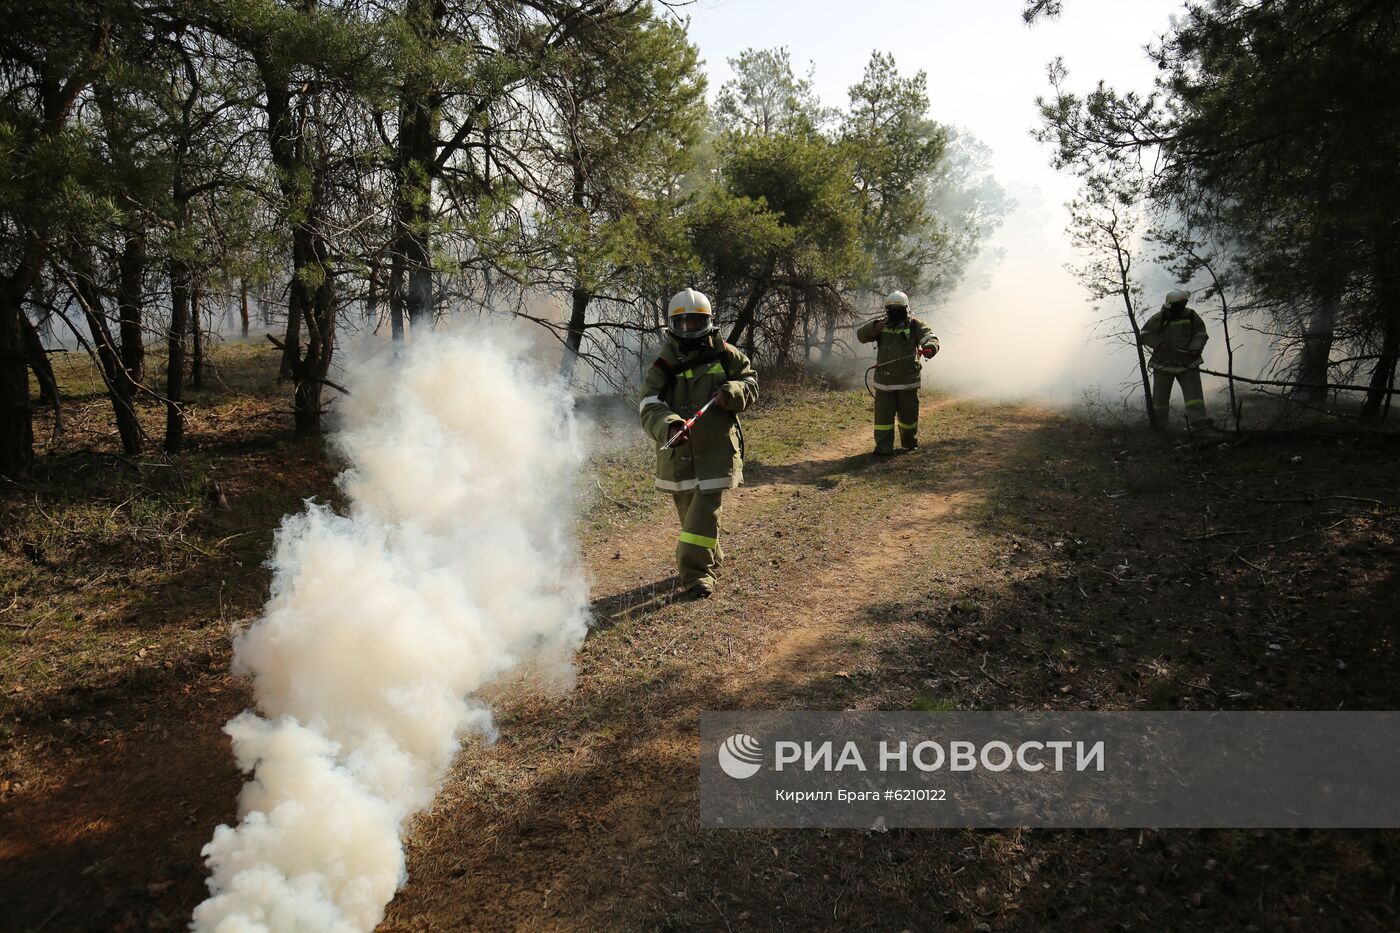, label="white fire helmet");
[884,290,910,311]
[1163,288,1191,310]
[667,288,715,343]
